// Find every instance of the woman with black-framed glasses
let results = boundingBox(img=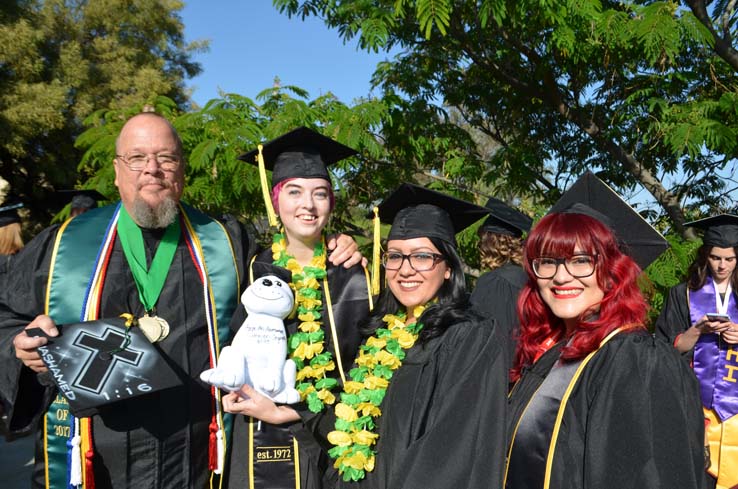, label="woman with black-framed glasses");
[505,195,705,488]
